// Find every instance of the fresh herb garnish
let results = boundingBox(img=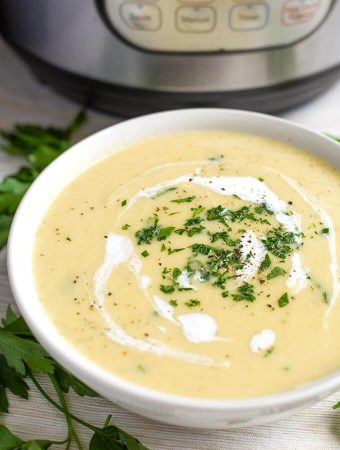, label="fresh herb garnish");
[267,266,287,280]
[172,268,181,280]
[135,216,160,245]
[167,247,184,255]
[232,283,255,302]
[141,250,149,257]
[171,196,196,203]
[262,227,297,260]
[259,253,271,272]
[191,206,205,217]
[263,346,274,357]
[321,227,330,234]
[278,292,289,307]
[169,300,178,307]
[185,299,200,307]
[160,285,175,294]
[158,226,175,241]
[121,199,127,207]
[209,231,238,247]
[122,224,130,231]
[151,186,176,198]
